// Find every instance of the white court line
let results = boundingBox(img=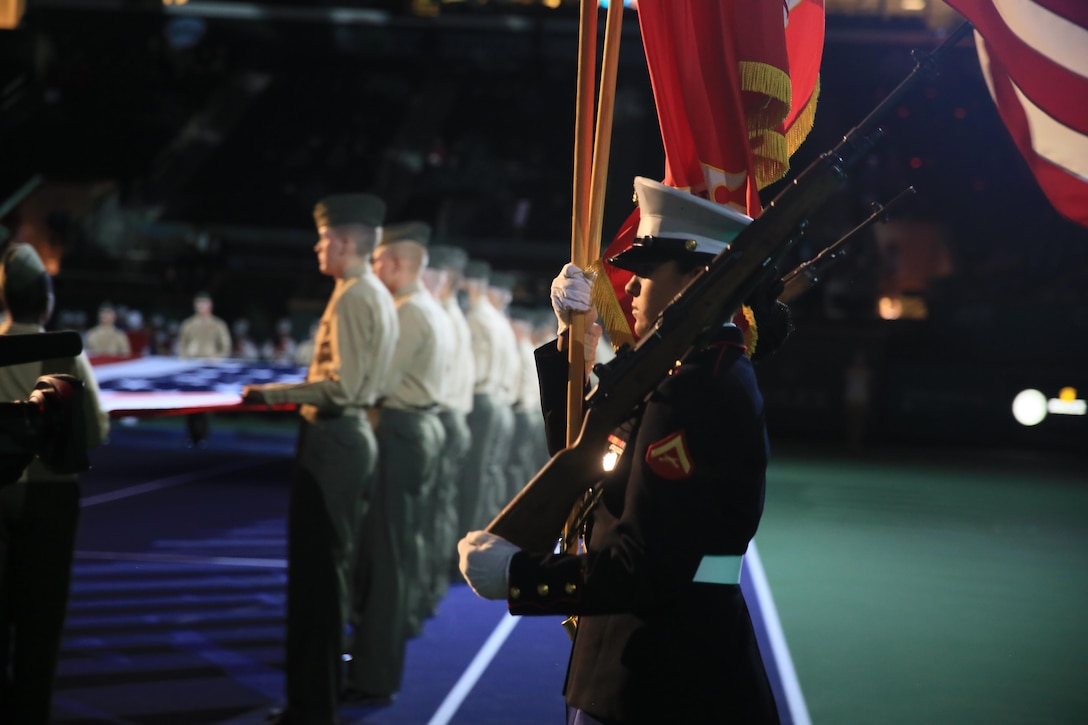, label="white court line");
[75,550,287,568]
[747,541,811,725]
[81,459,267,508]
[428,612,520,725]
